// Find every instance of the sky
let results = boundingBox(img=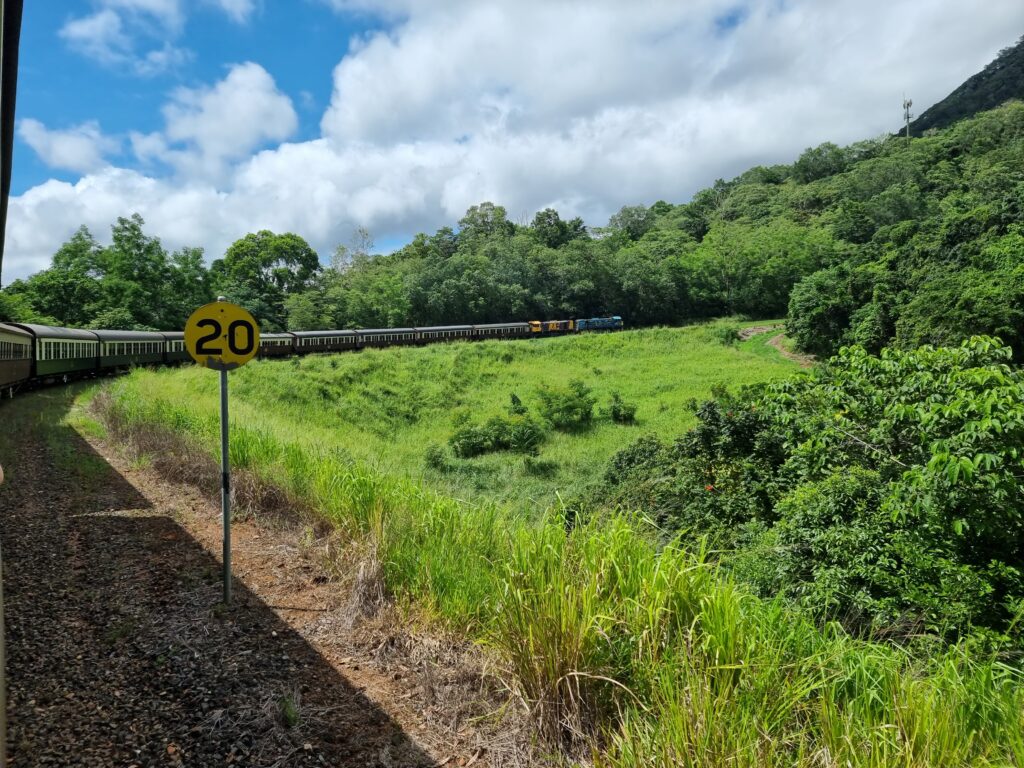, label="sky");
[2,0,1023,284]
